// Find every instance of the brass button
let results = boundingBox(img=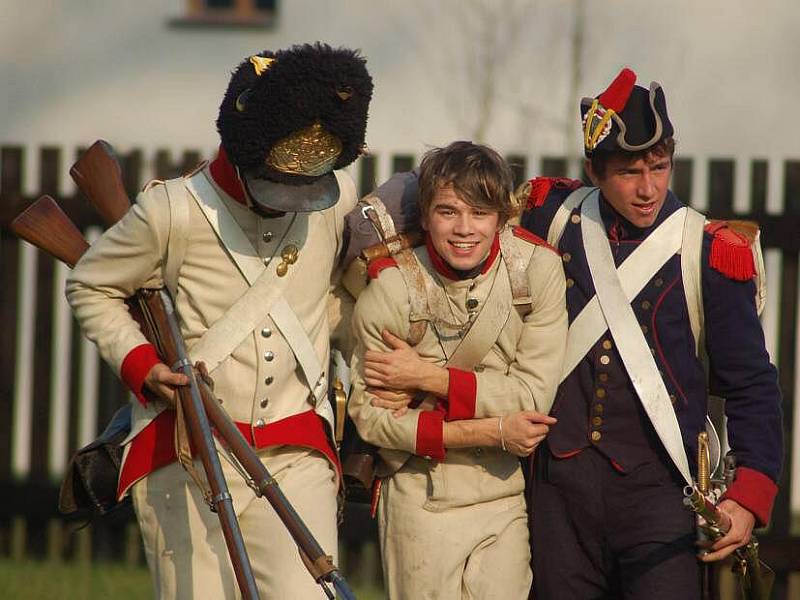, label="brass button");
[600,355,610,365]
[641,324,649,334]
[594,404,604,414]
[262,231,273,243]
[654,277,663,287]
[265,376,274,385]
[255,418,266,428]
[261,327,272,338]
[566,278,574,288]
[598,373,609,383]
[596,388,606,399]
[592,416,603,427]
[562,252,572,263]
[591,431,602,442]
[466,297,479,311]
[641,300,652,310]
[602,339,613,350]
[264,351,275,362]
[260,398,269,408]
[570,214,581,224]
[670,394,677,406]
